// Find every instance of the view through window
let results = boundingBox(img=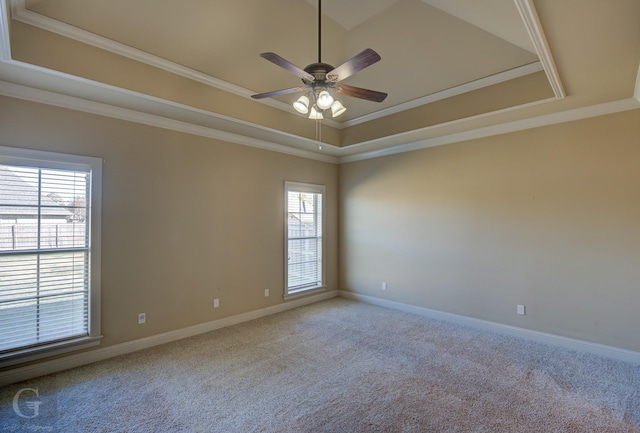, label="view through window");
[0,147,101,365]
[285,182,325,297]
